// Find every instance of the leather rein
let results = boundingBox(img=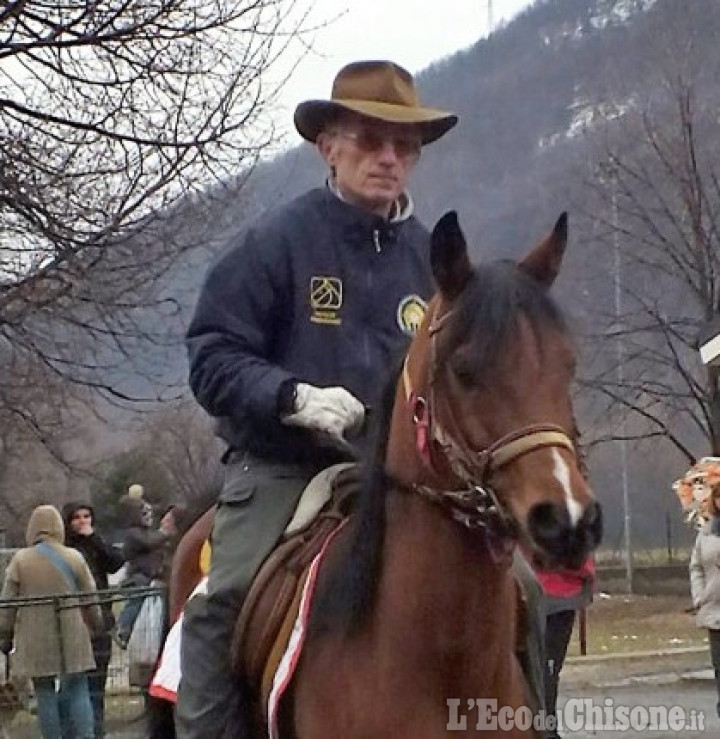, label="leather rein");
[400,305,577,544]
